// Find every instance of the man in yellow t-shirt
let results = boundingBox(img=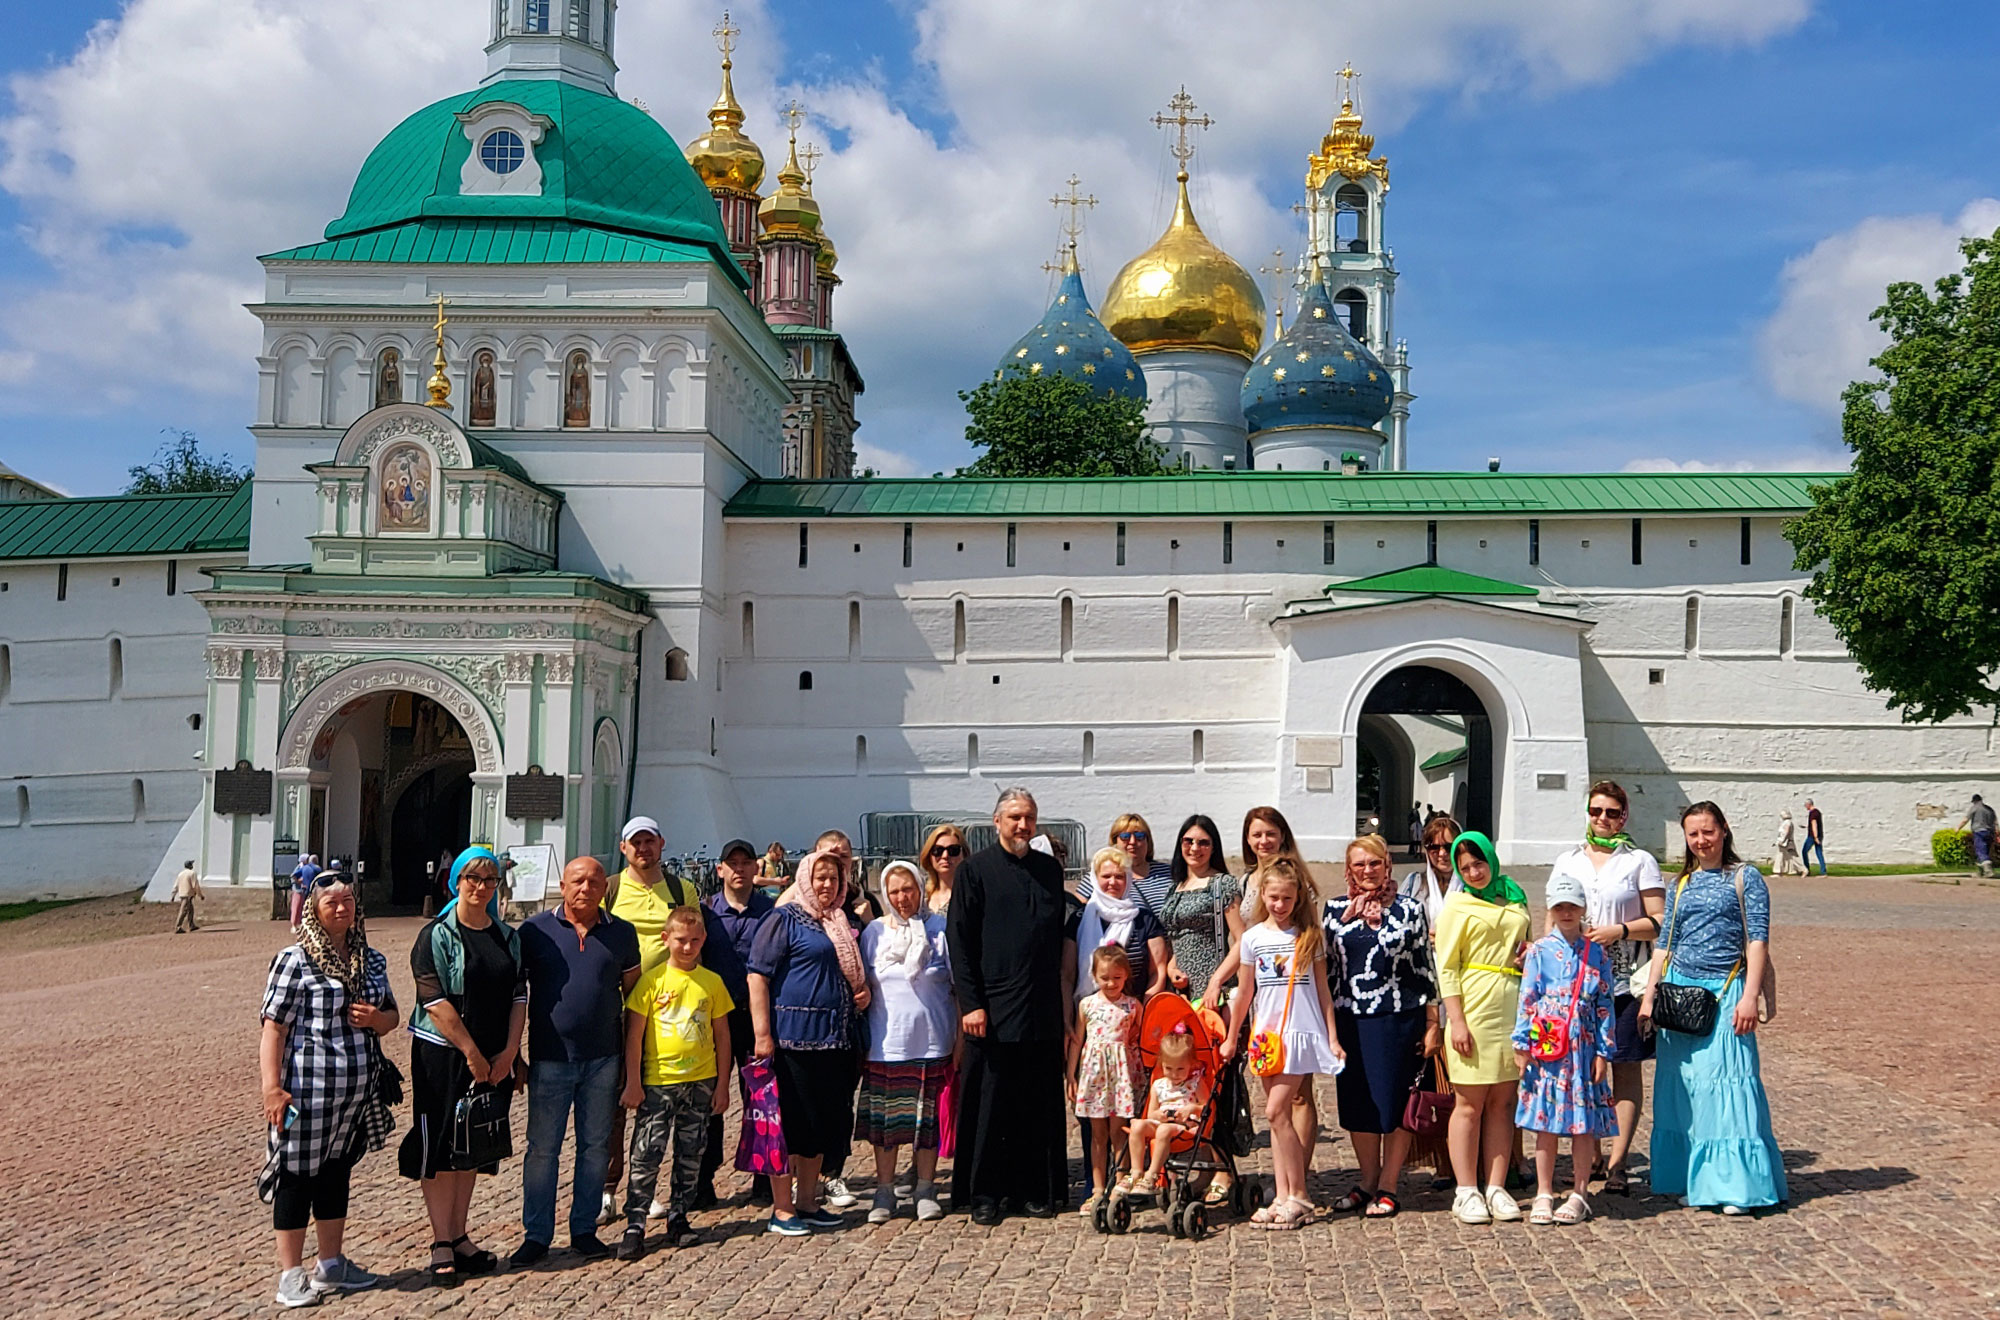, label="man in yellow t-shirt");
[616,907,732,1257]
